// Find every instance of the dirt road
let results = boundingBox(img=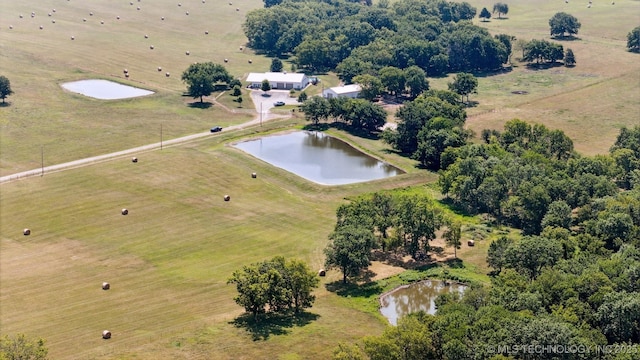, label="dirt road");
[0,90,293,184]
